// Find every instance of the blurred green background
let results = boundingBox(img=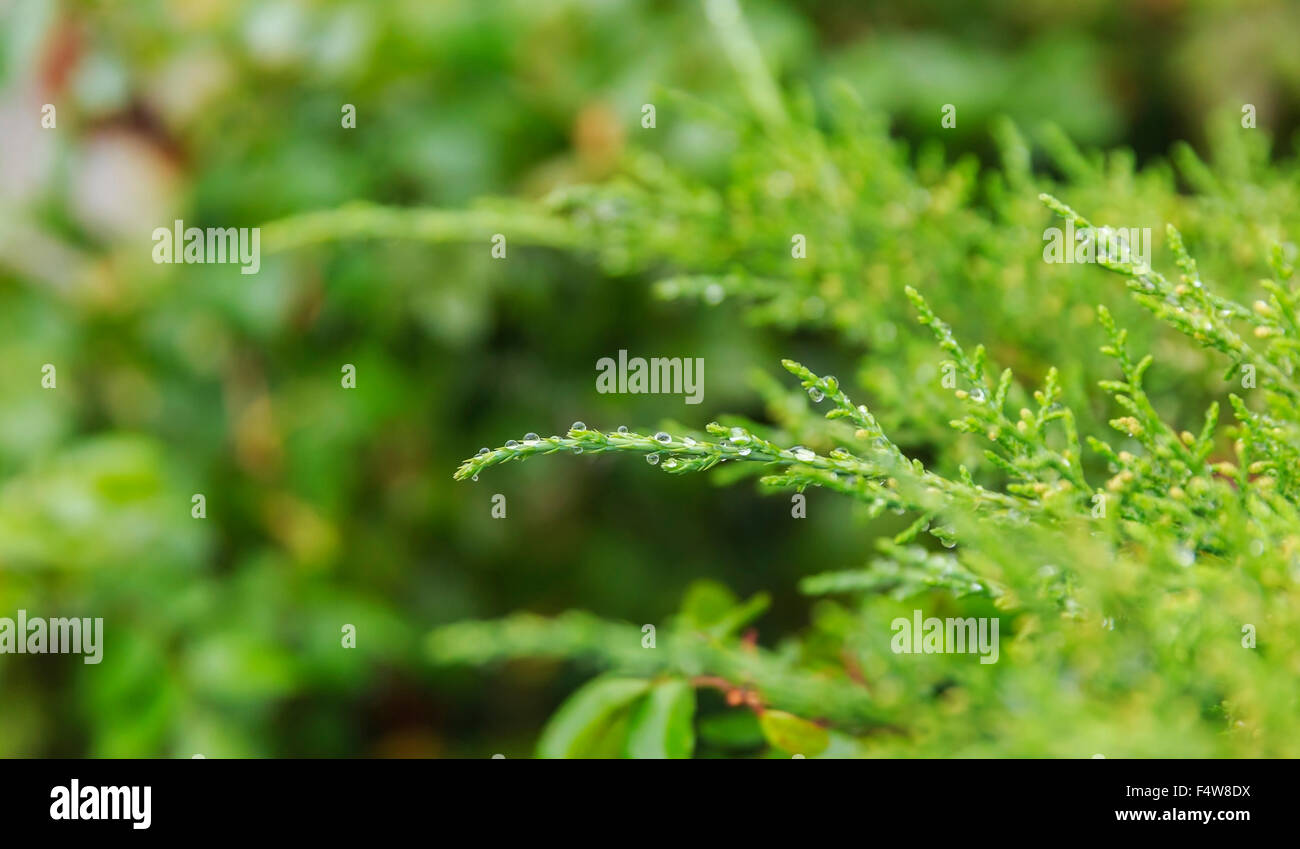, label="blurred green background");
[1,0,1298,756]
